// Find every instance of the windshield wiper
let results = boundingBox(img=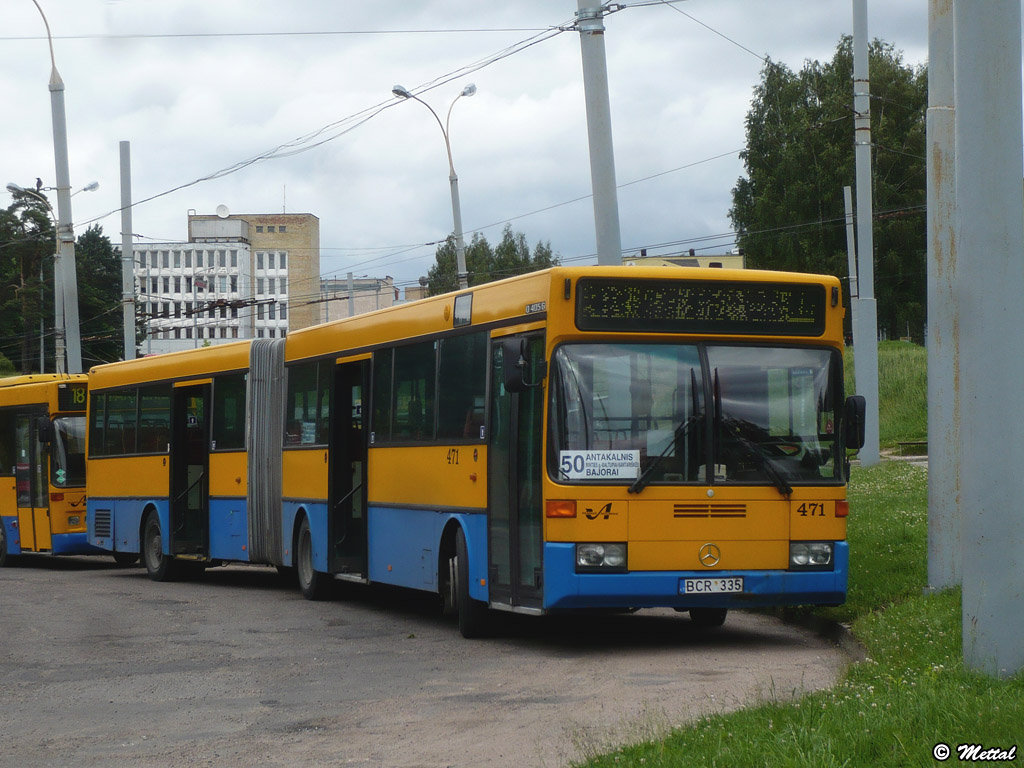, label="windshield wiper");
[720,417,793,497]
[629,413,702,495]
